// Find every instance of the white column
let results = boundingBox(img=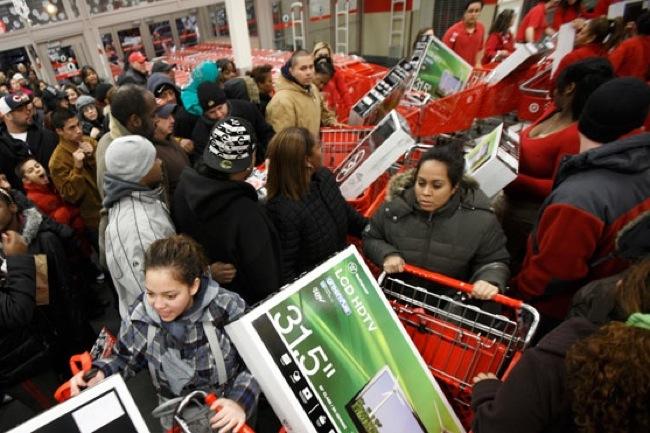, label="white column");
[255,0,275,49]
[225,0,253,71]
